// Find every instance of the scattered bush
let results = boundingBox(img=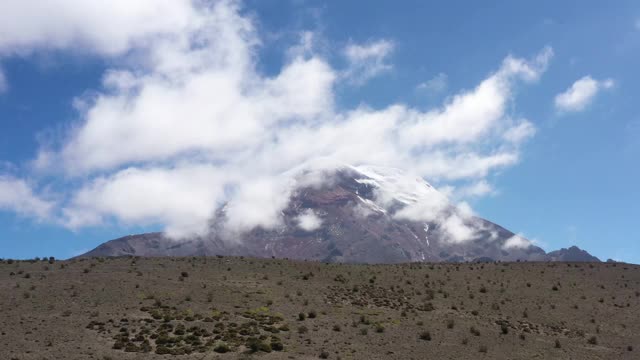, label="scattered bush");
[446,319,455,329]
[213,342,230,353]
[246,337,271,353]
[470,326,480,336]
[271,338,284,351]
[419,331,431,341]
